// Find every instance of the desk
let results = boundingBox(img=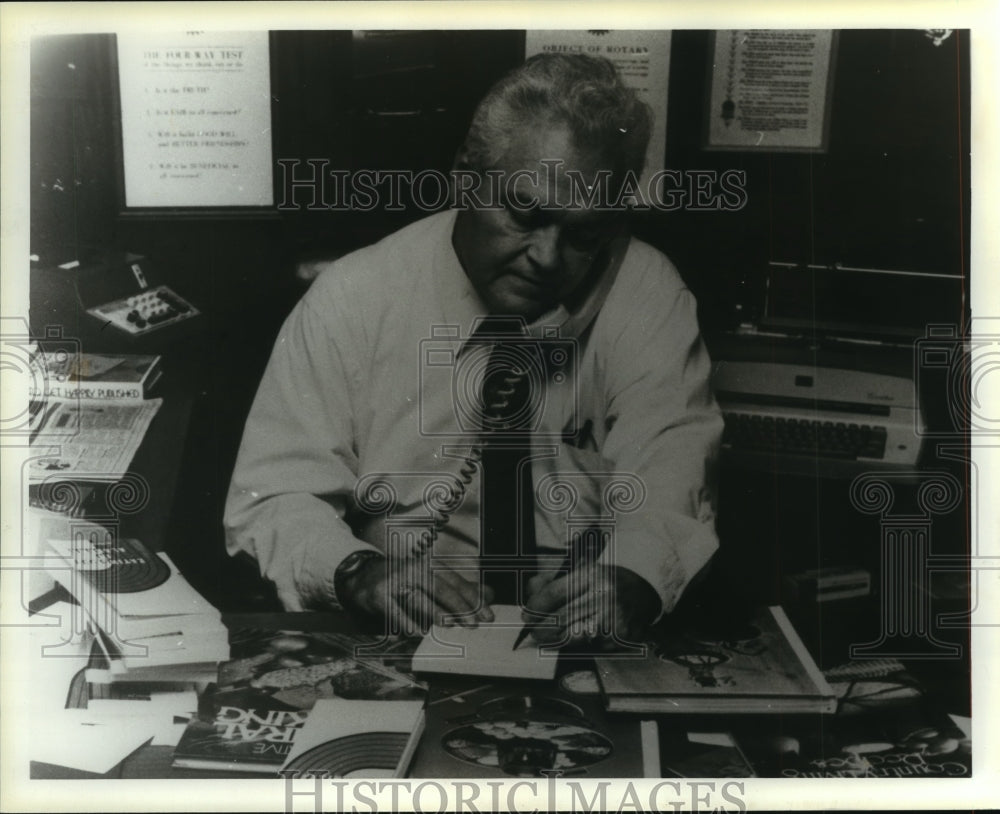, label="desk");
[29,611,972,780]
